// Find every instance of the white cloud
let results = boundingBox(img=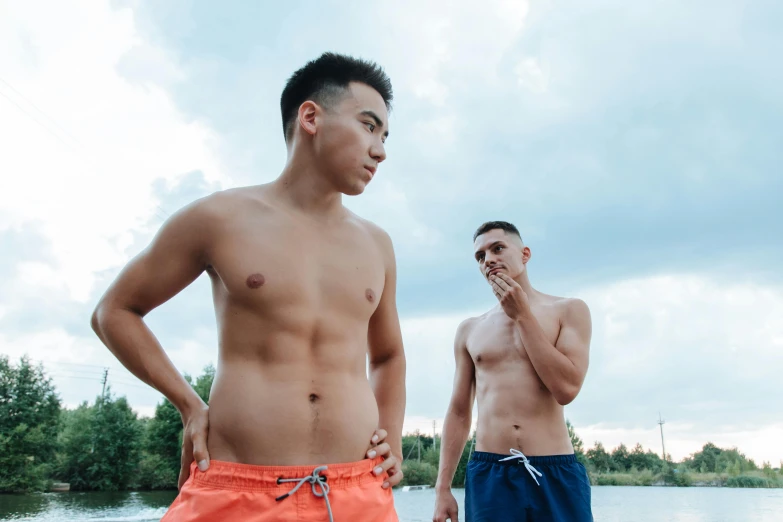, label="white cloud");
[0,0,227,303]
